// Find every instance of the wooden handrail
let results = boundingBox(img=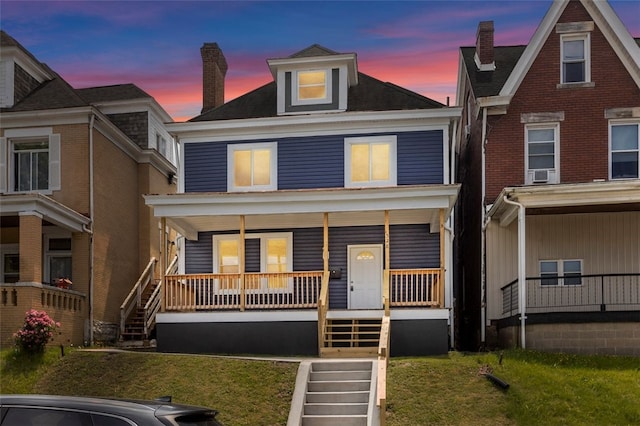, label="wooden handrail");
[143,255,178,336]
[317,271,330,354]
[377,315,391,426]
[120,257,157,335]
